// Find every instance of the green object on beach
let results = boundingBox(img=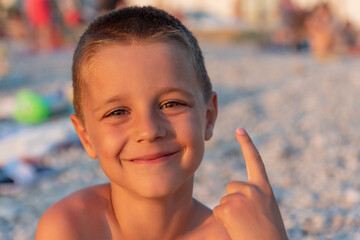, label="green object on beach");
[13,90,51,124]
